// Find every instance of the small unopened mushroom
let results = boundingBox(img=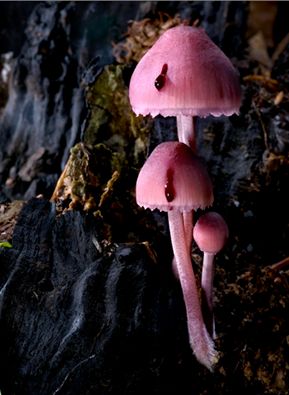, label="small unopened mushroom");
[129,25,241,150]
[193,212,229,336]
[136,141,217,370]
